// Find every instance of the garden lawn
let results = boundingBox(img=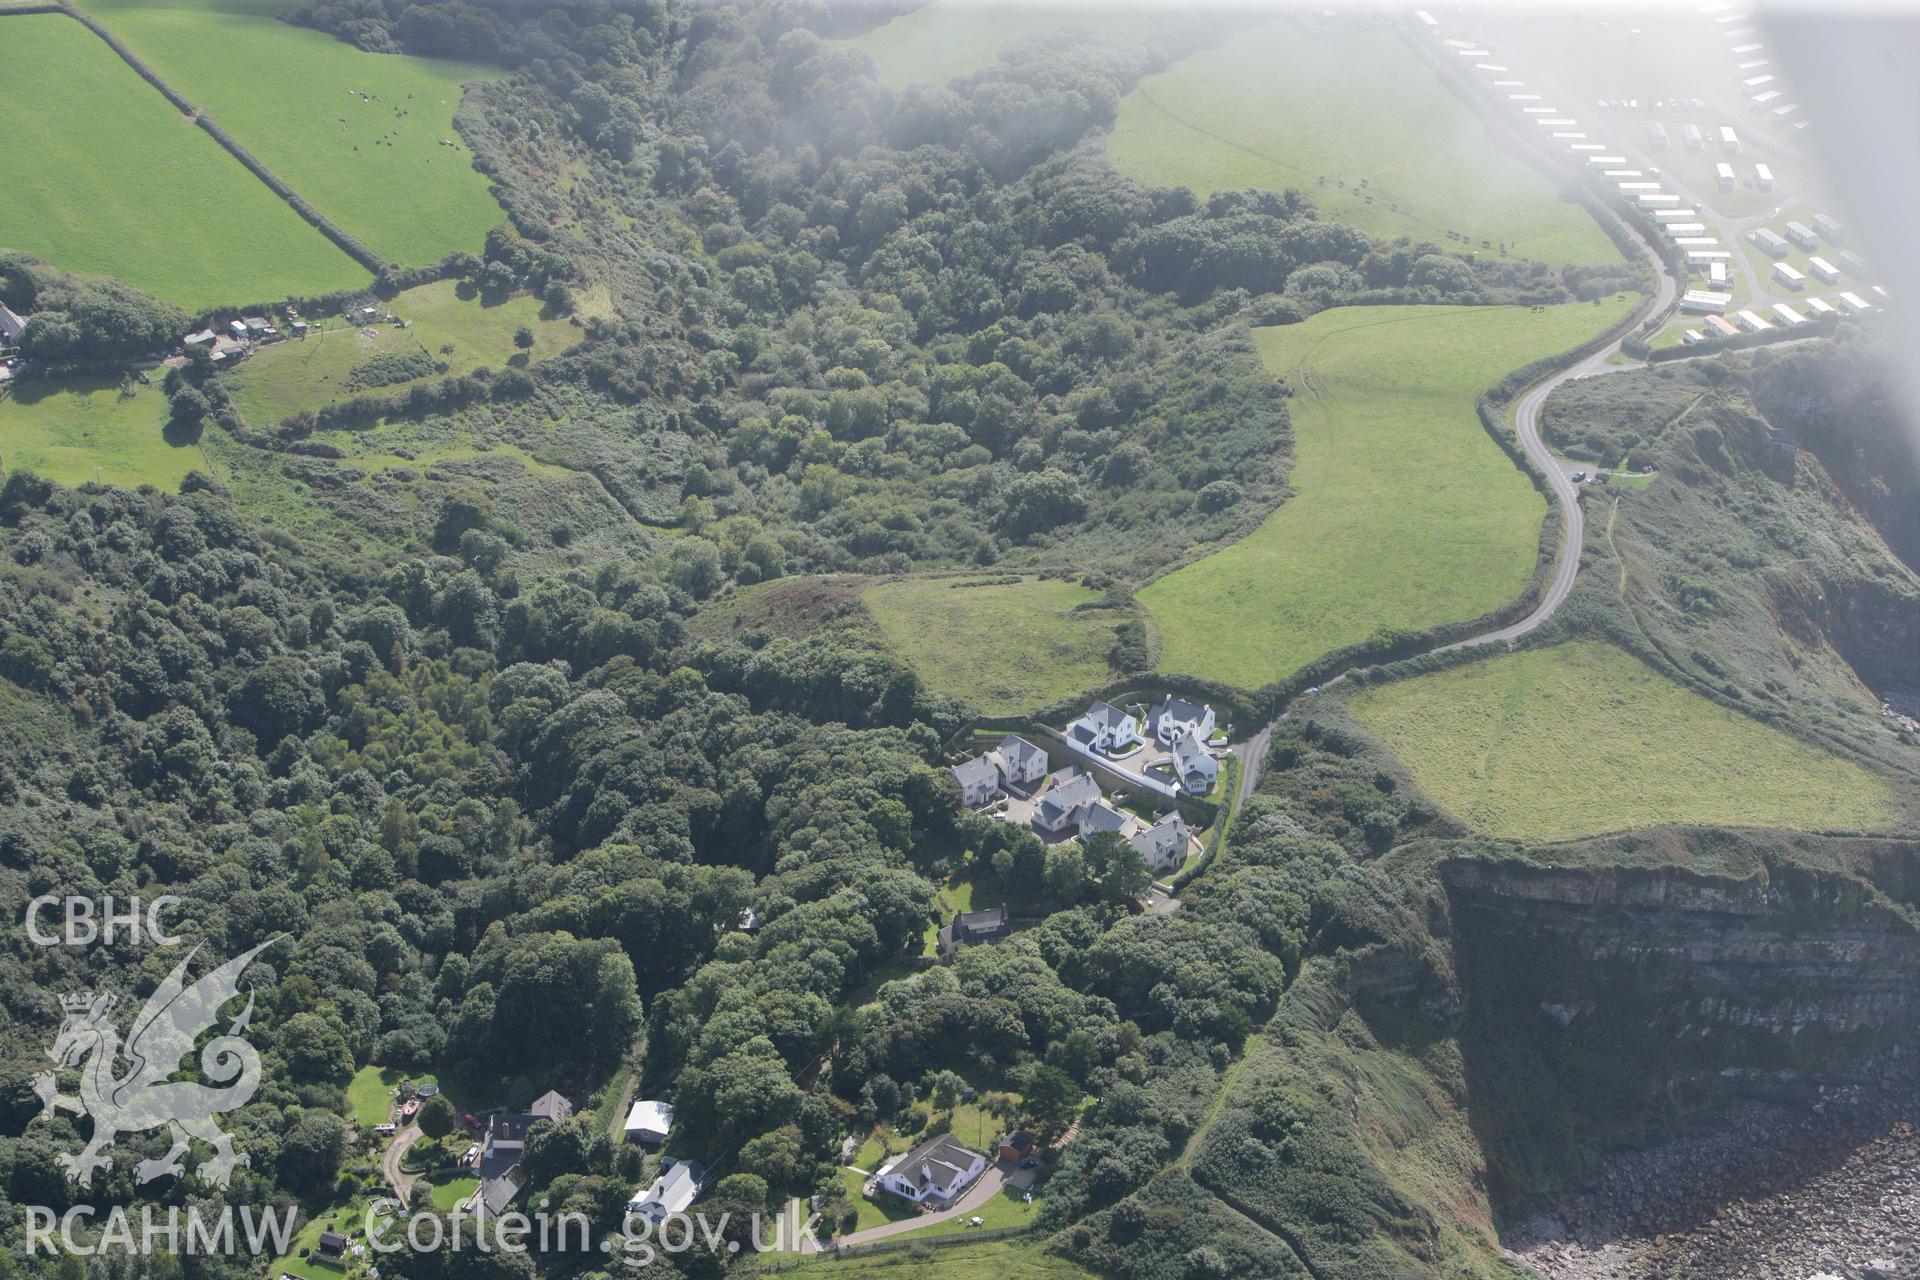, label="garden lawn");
[838,1167,916,1233]
[1107,20,1620,267]
[0,13,366,309]
[80,0,505,265]
[919,1182,1043,1237]
[0,377,211,490]
[345,1064,407,1129]
[1345,640,1901,840]
[426,1173,479,1212]
[1140,296,1635,689]
[863,576,1121,716]
[223,280,577,426]
[838,1,1161,89]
